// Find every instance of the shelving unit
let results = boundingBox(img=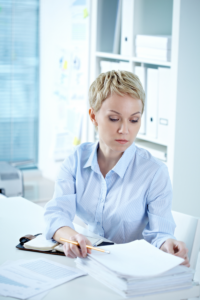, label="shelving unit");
[88,0,200,217]
[89,0,173,161]
[96,51,172,67]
